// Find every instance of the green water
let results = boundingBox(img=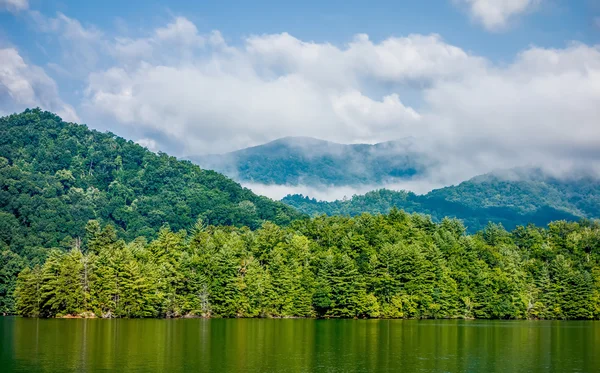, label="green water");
[1,318,598,372]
